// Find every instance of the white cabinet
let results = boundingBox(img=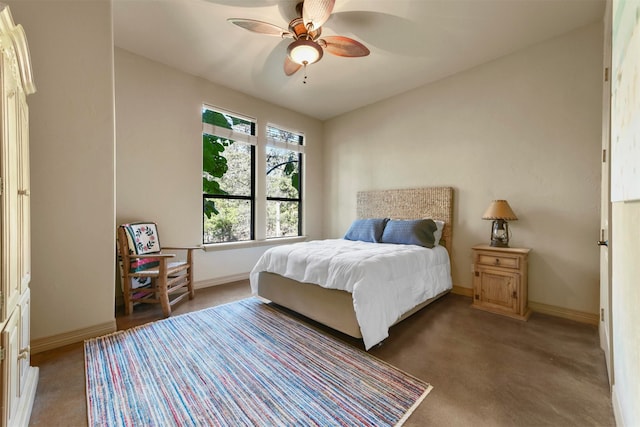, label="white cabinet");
[0,5,38,426]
